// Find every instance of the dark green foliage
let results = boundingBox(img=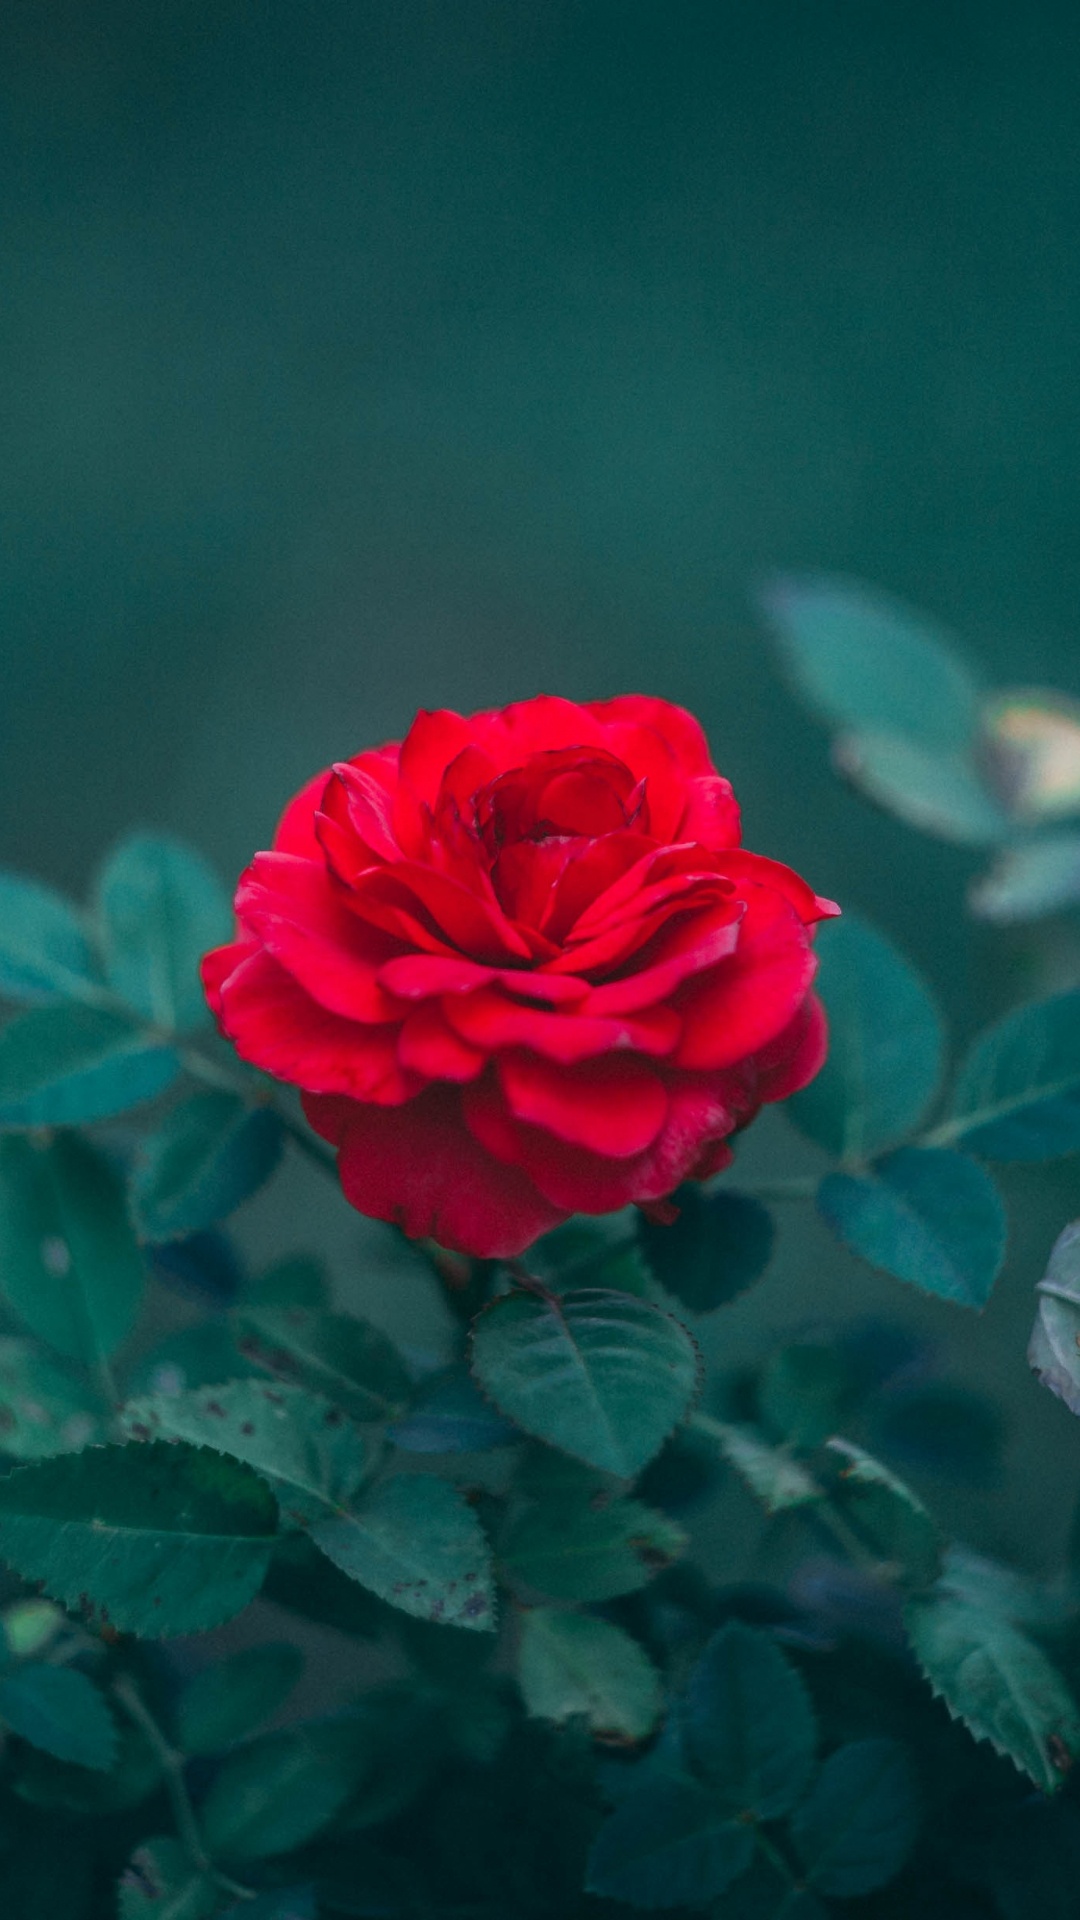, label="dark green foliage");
[131,1091,283,1241]
[818,1148,1006,1306]
[637,1185,775,1311]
